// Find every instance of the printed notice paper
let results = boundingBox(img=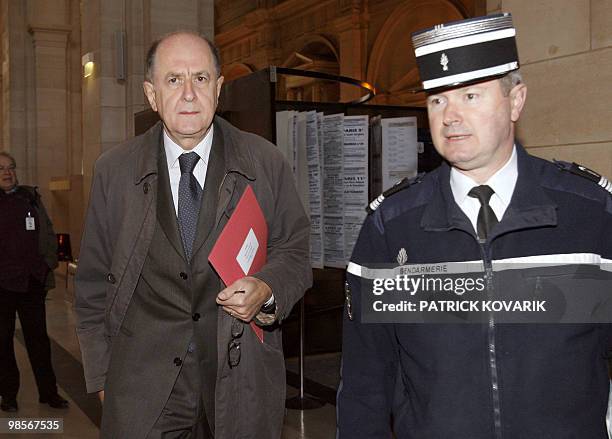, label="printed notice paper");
[306,111,324,268]
[322,113,345,268]
[343,115,369,263]
[381,117,418,191]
